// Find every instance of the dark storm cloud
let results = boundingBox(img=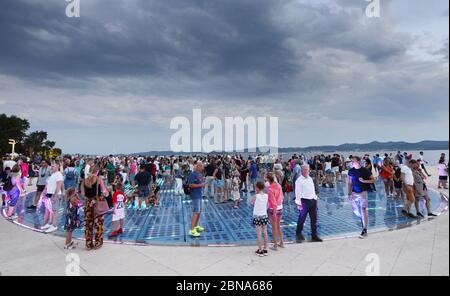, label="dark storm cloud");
[0,0,414,97]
